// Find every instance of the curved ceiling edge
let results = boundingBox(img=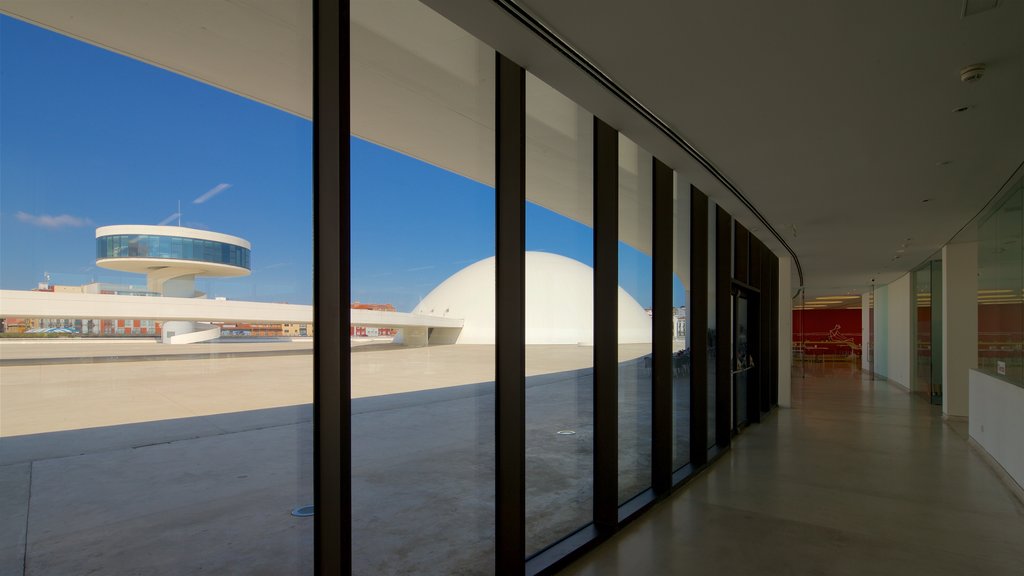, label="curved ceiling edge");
[491,0,805,289]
